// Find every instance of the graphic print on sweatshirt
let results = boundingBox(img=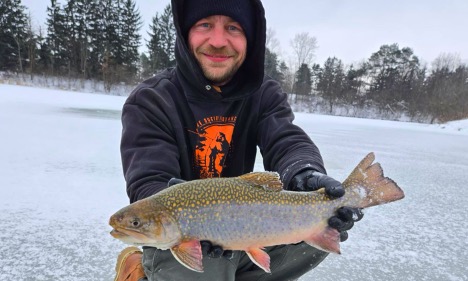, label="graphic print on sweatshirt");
[192,116,236,178]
